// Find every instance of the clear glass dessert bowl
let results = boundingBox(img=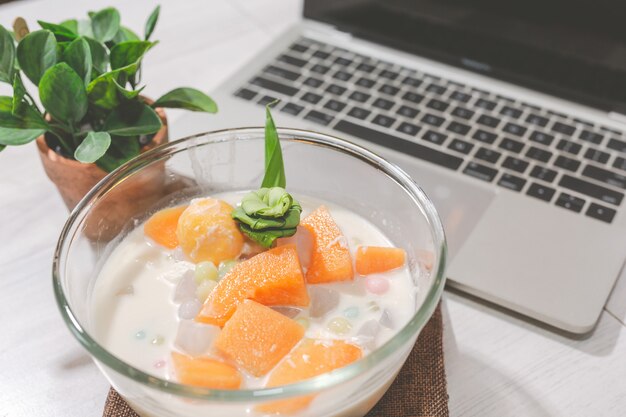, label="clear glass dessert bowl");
[53,128,447,417]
